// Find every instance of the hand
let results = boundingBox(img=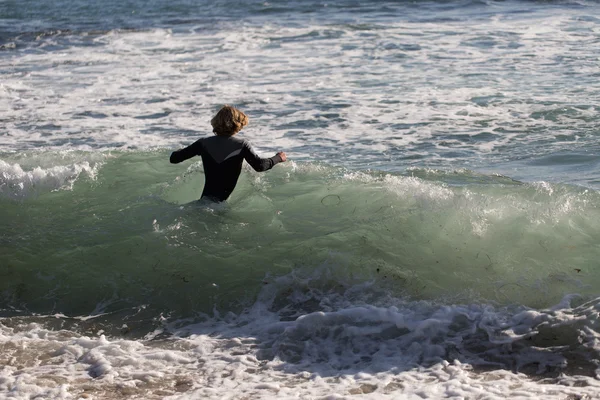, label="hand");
[277,152,287,162]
